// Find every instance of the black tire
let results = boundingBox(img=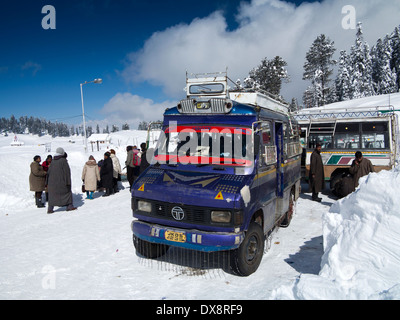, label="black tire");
[230,222,264,276]
[133,235,169,259]
[280,189,295,228]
